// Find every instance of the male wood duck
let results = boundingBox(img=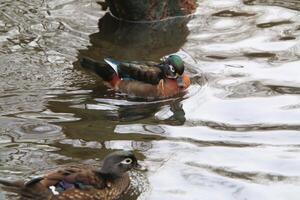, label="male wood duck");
[80,55,190,99]
[0,151,141,200]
